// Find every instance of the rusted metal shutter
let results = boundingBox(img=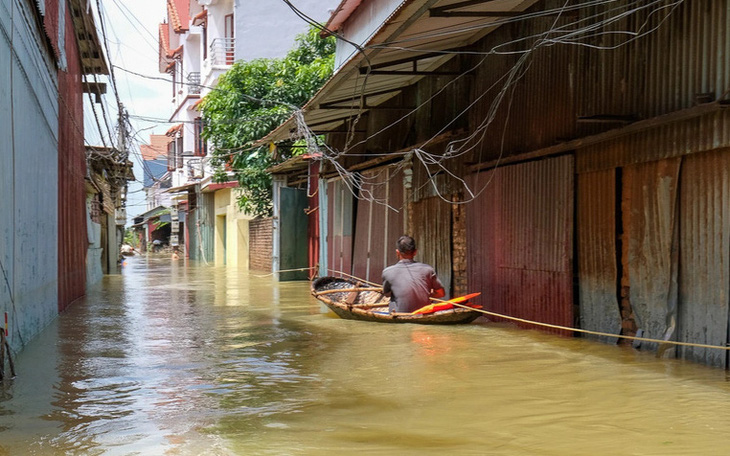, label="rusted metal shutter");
[467,155,574,334]
[326,179,353,277]
[577,170,620,342]
[412,196,453,296]
[57,4,86,311]
[351,166,404,284]
[623,158,681,351]
[678,150,730,367]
